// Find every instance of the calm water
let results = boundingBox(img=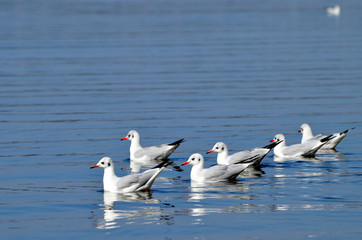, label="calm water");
[1,0,362,239]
